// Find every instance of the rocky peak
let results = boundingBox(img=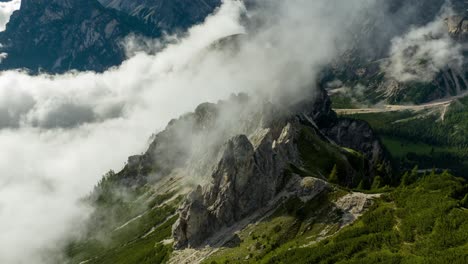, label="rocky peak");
[98,81,389,250]
[447,15,468,40]
[157,89,391,248]
[172,123,299,248]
